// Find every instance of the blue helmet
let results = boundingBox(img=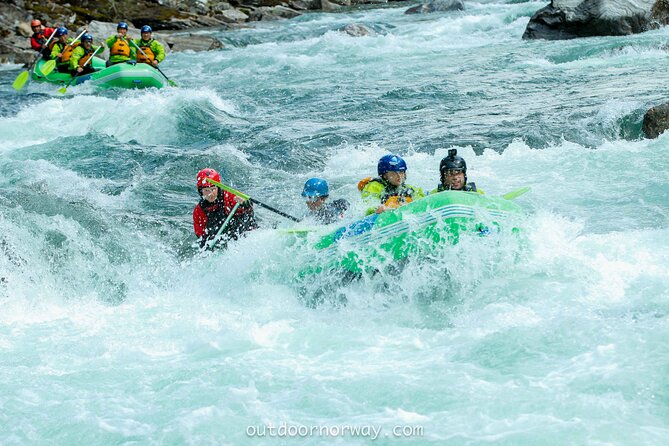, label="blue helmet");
[117,22,128,30]
[141,25,152,33]
[55,27,68,37]
[81,33,93,43]
[302,178,329,199]
[377,154,407,176]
